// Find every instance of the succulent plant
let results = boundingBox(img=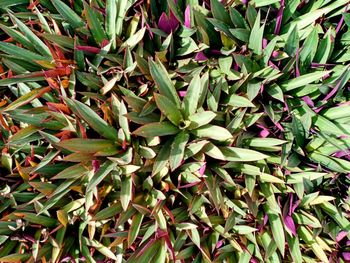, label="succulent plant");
[0,0,349,262]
